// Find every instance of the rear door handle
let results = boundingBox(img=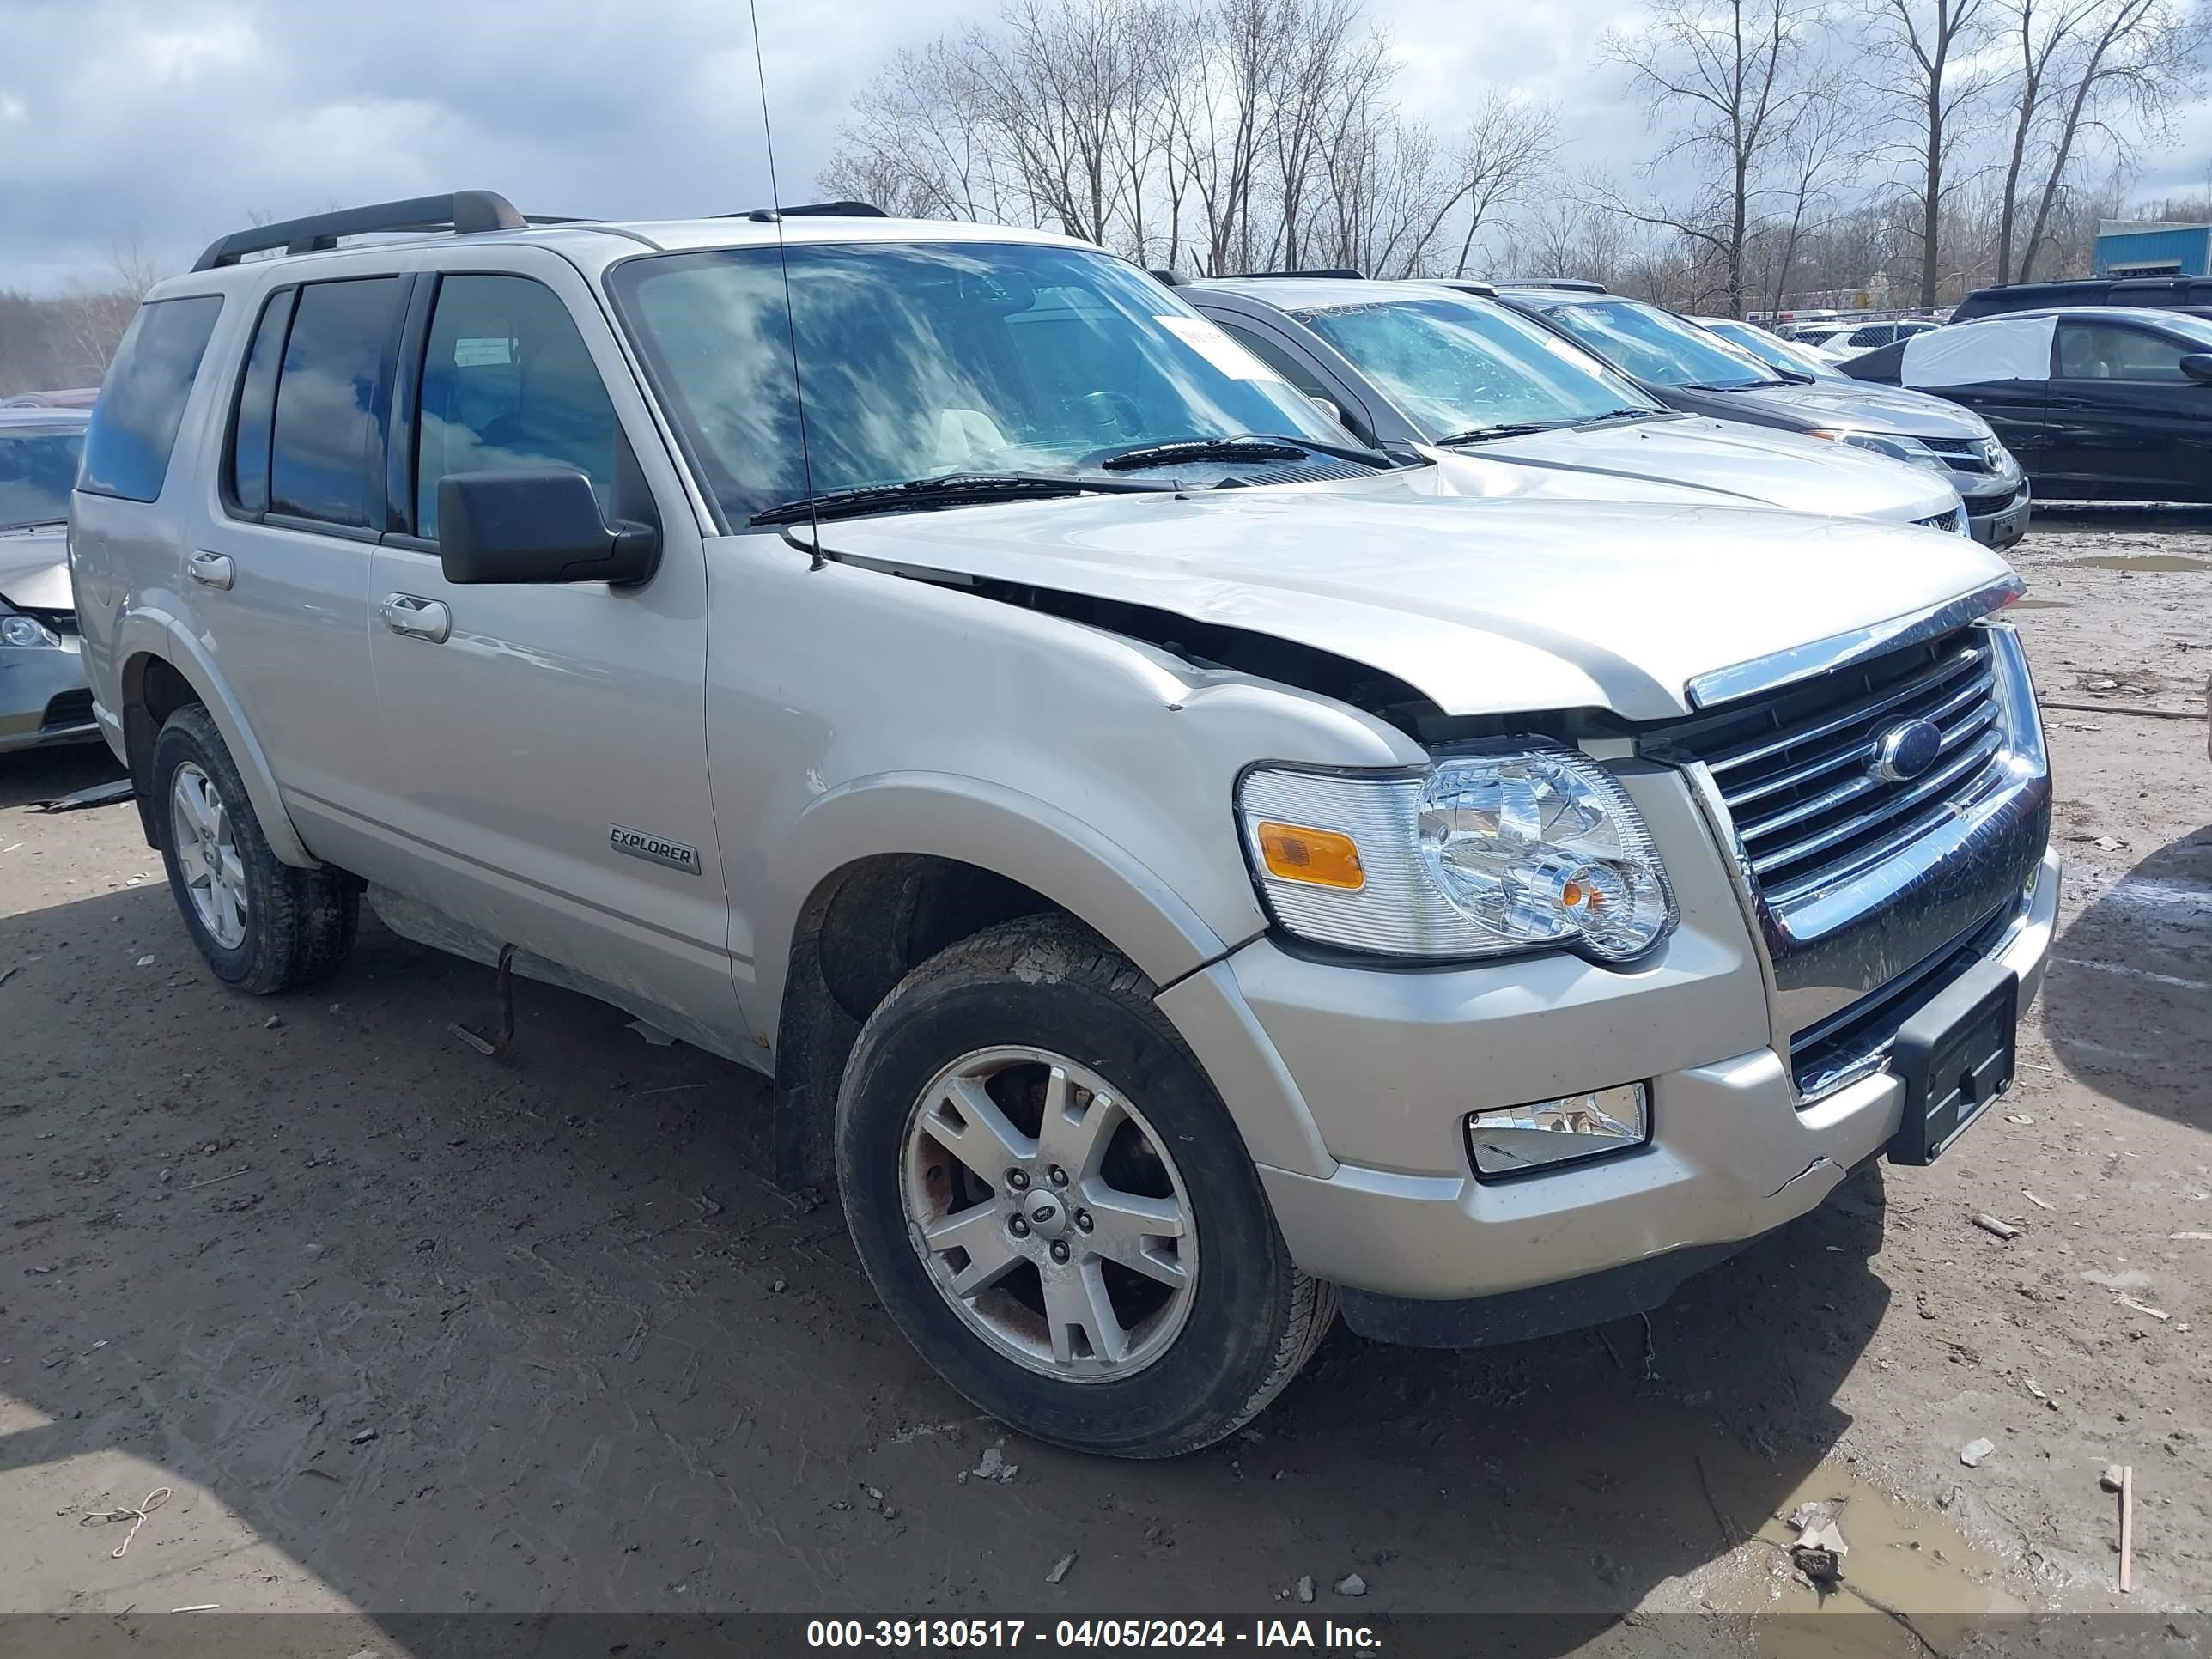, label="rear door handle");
[380,592,452,644]
[188,551,234,590]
